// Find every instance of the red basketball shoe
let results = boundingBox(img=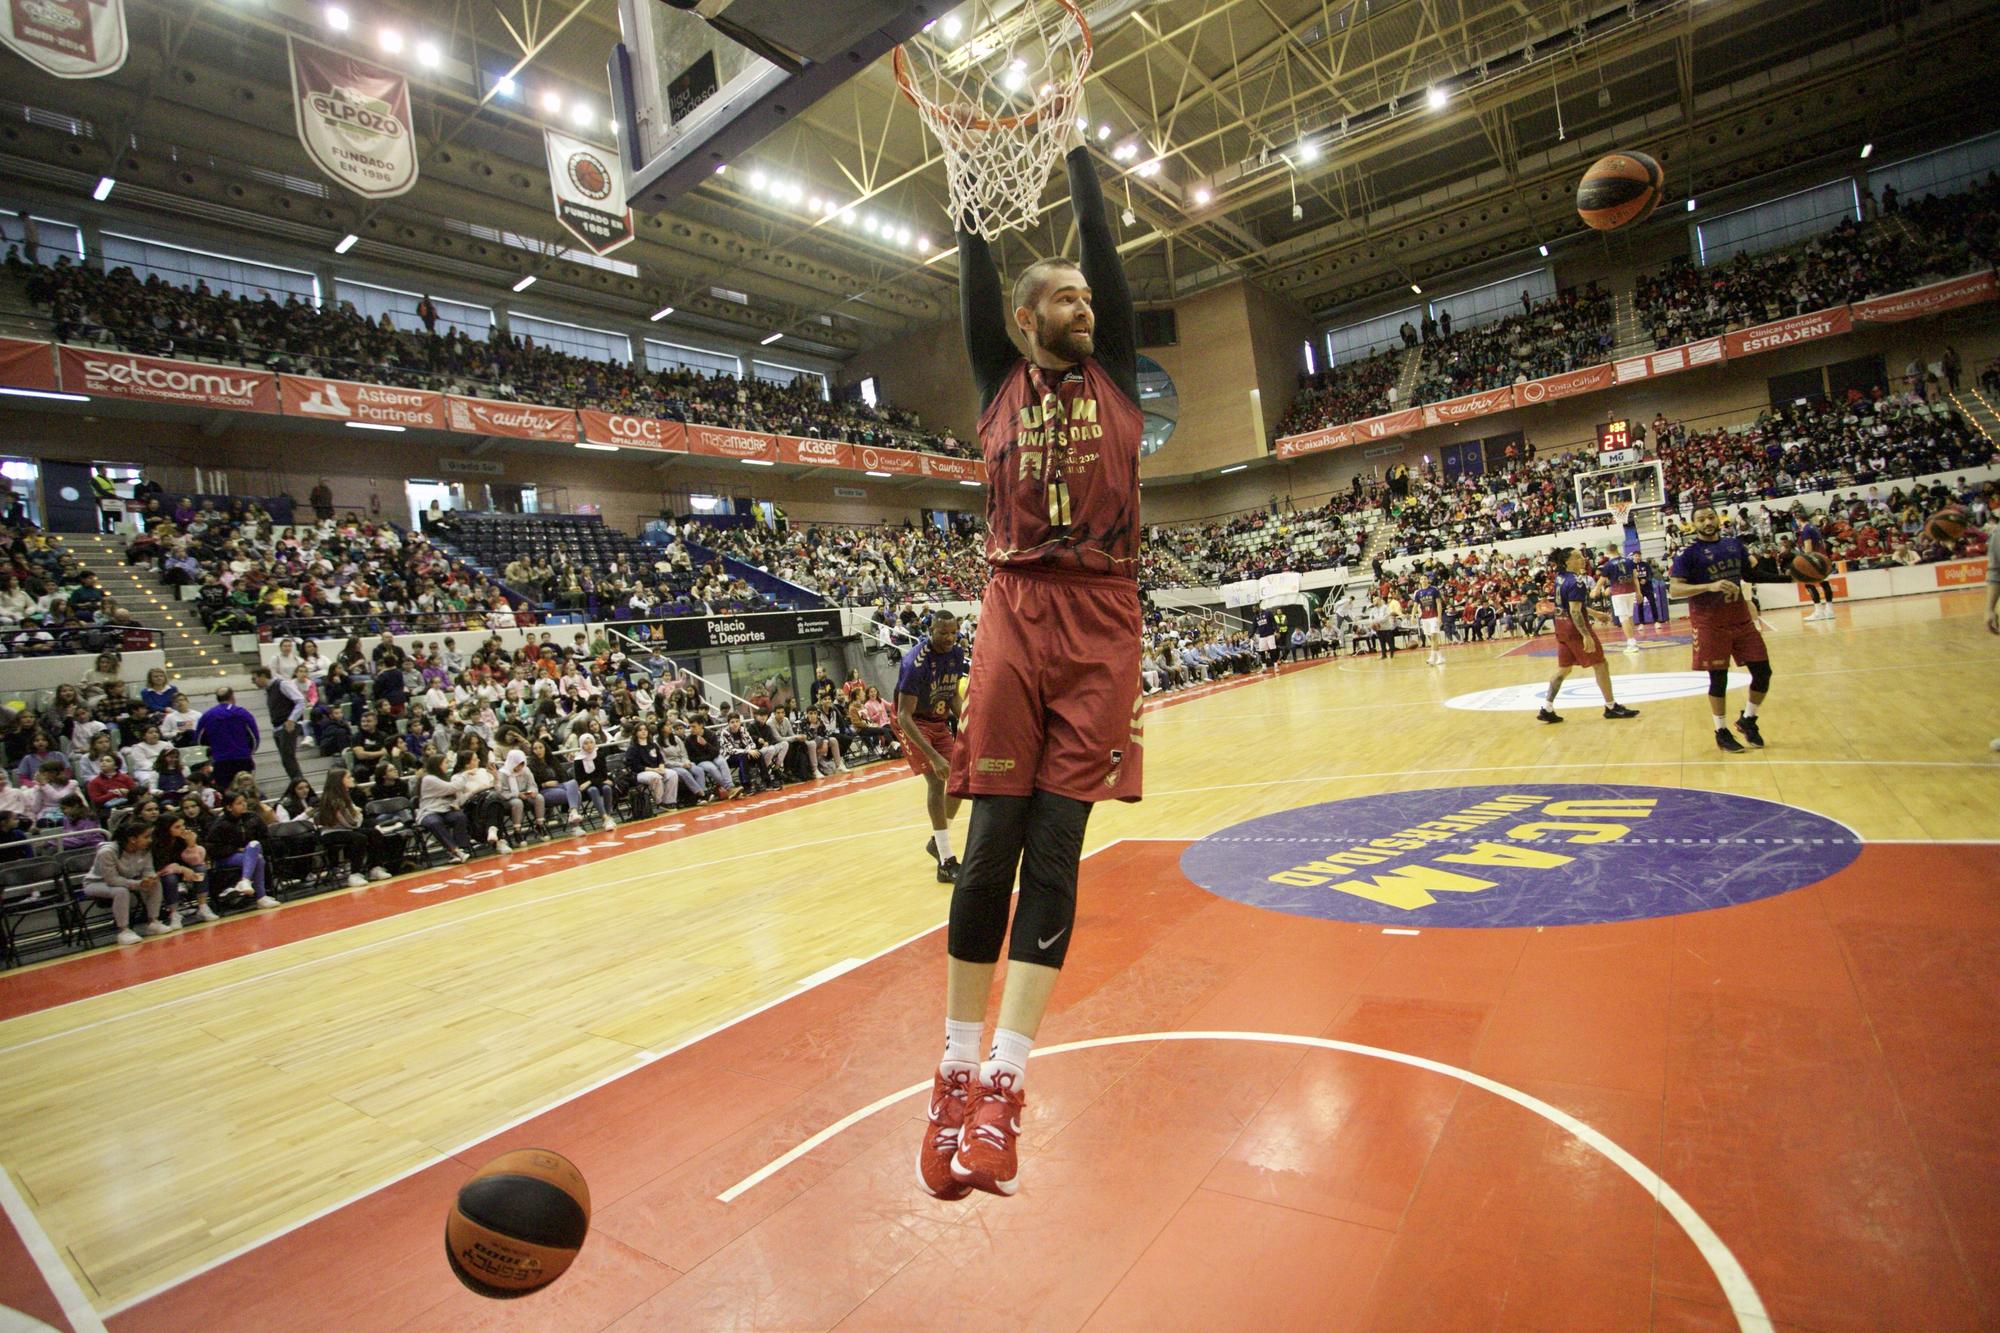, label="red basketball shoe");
[917,1064,975,1200]
[950,1068,1025,1196]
